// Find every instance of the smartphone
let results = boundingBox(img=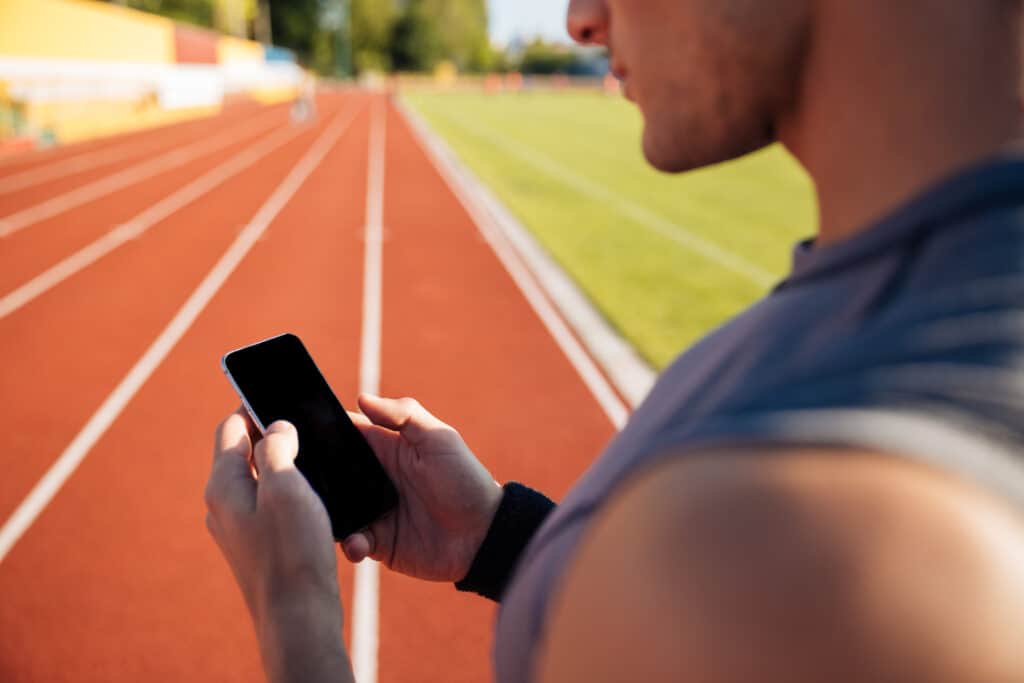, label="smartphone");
[221,333,398,540]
